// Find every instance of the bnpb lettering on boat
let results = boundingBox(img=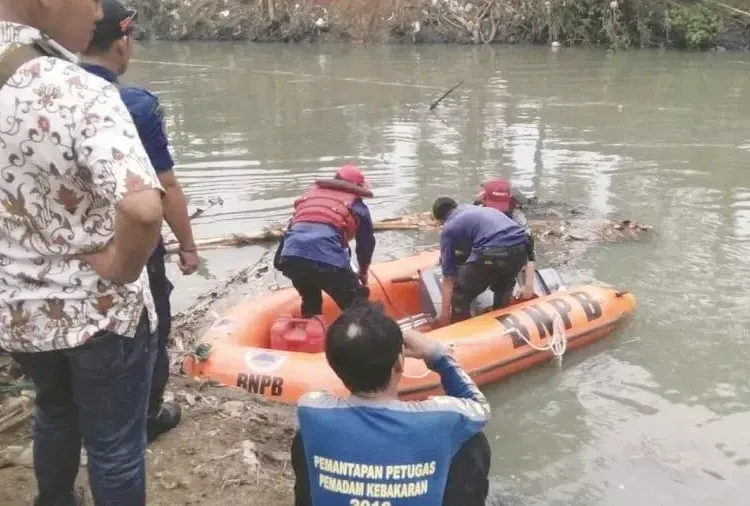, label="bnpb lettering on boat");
[496,290,603,349]
[236,373,284,396]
